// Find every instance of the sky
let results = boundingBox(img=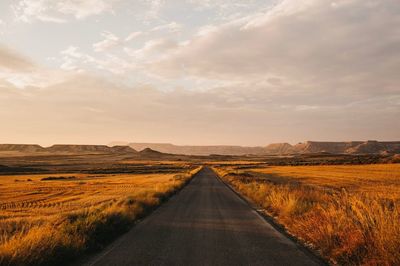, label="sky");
[0,0,399,146]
